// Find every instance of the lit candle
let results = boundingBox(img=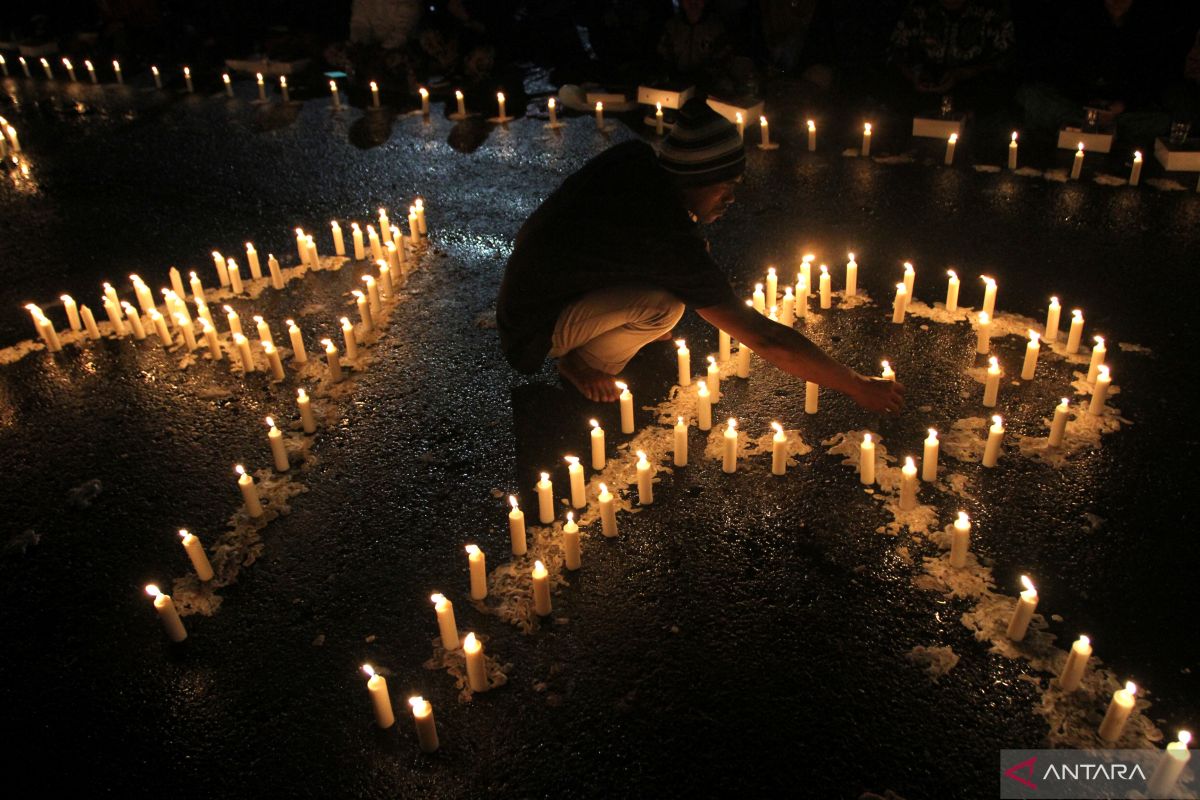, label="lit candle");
[845,252,858,297]
[113,59,123,84]
[547,96,559,126]
[465,544,487,599]
[1071,141,1084,180]
[807,119,816,152]
[735,112,744,139]
[297,388,316,433]
[455,89,466,117]
[674,339,690,386]
[463,632,488,691]
[1045,296,1061,342]
[223,72,233,97]
[0,55,8,77]
[104,297,127,336]
[151,64,162,89]
[264,416,289,471]
[144,584,187,642]
[766,266,778,308]
[430,593,460,650]
[697,380,713,431]
[491,91,508,120]
[944,132,957,165]
[780,287,795,326]
[700,356,718,402]
[922,429,939,482]
[674,415,688,467]
[39,57,52,79]
[1088,365,1111,415]
[419,86,430,117]
[983,356,1001,407]
[326,79,341,111]
[121,303,146,340]
[892,282,908,324]
[752,282,766,313]
[1058,634,1092,691]
[408,206,420,239]
[1098,681,1138,742]
[378,209,391,244]
[19,56,30,78]
[351,223,365,260]
[563,514,581,570]
[902,261,915,296]
[252,315,273,349]
[722,418,738,474]
[331,221,345,256]
[1129,150,1143,187]
[636,450,654,505]
[719,328,731,361]
[227,258,243,294]
[770,422,787,476]
[881,360,895,381]
[598,483,617,537]
[86,59,98,83]
[366,225,382,262]
[980,275,997,318]
[982,415,1004,468]
[184,66,194,93]
[655,102,664,135]
[819,264,831,309]
[535,471,555,523]
[257,72,267,101]
[862,122,872,156]
[61,295,81,331]
[179,529,214,581]
[595,101,604,130]
[1008,131,1018,170]
[589,419,606,470]
[409,697,439,753]
[370,80,380,109]
[897,457,919,510]
[354,290,373,332]
[361,665,395,728]
[283,319,306,364]
[507,495,526,555]
[758,115,772,148]
[322,338,343,382]
[1147,731,1191,797]
[949,511,970,567]
[235,333,255,371]
[212,250,229,287]
[244,243,261,280]
[176,313,198,351]
[1048,397,1070,447]
[63,58,76,82]
[532,560,551,615]
[1065,309,1084,354]
[616,381,634,433]
[1086,335,1107,383]
[236,465,263,517]
[564,456,585,508]
[1021,330,1041,380]
[1006,575,1038,640]
[860,433,876,485]
[341,317,359,361]
[976,312,992,355]
[147,309,169,345]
